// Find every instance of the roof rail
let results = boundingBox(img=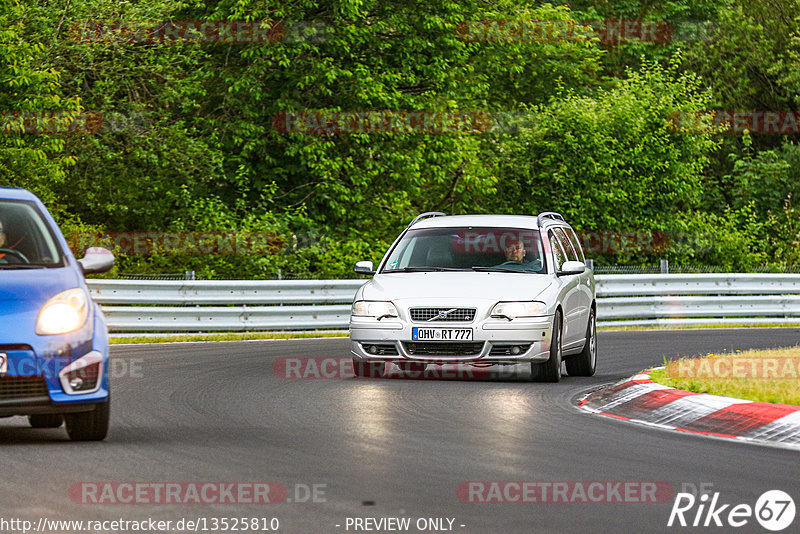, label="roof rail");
[536,211,565,227]
[407,212,446,228]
